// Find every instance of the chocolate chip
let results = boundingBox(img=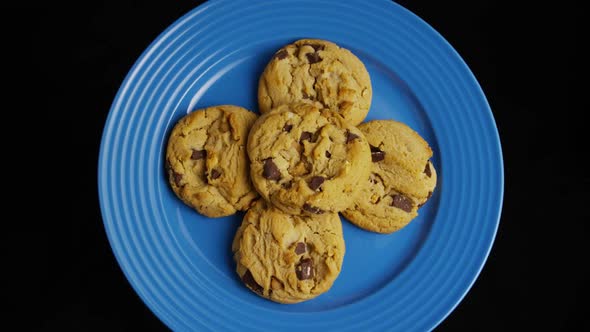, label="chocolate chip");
[275,49,288,60]
[282,181,293,189]
[166,161,179,184]
[283,124,293,132]
[308,44,325,51]
[346,131,359,143]
[263,158,281,181]
[191,149,206,160]
[371,153,385,162]
[303,203,324,214]
[308,176,325,191]
[325,151,331,158]
[300,131,313,143]
[424,162,432,177]
[370,145,385,162]
[306,52,322,64]
[210,169,221,179]
[296,258,314,280]
[295,242,307,255]
[242,270,263,294]
[391,194,413,212]
[172,171,182,187]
